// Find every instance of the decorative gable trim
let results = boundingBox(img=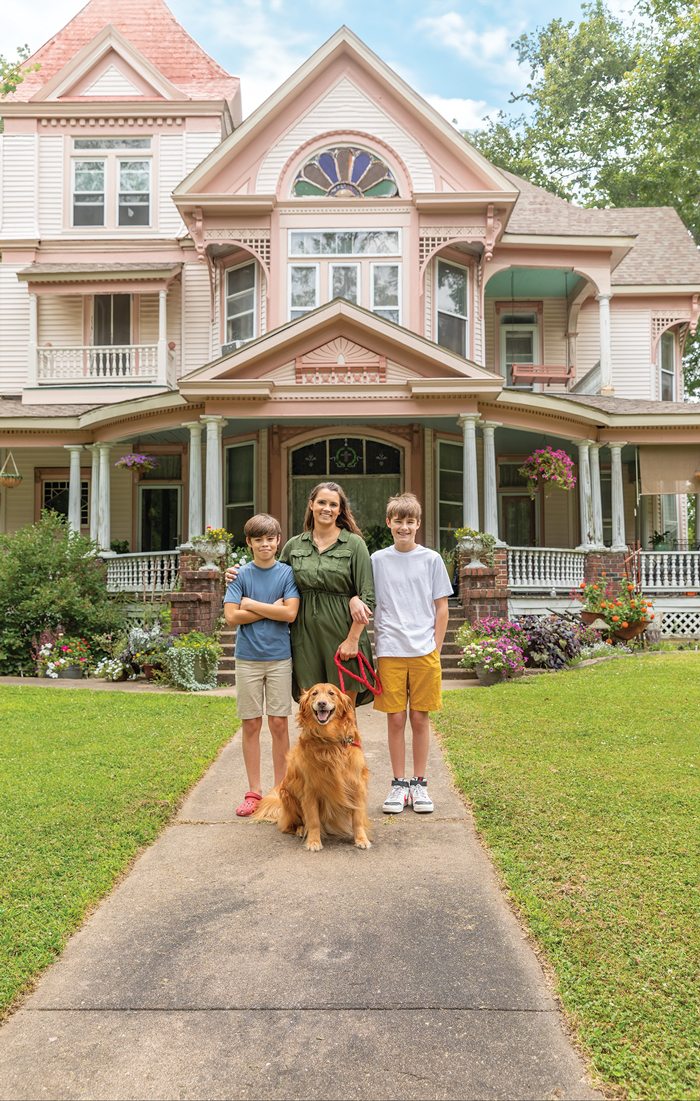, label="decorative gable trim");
[82,64,142,97]
[295,338,386,383]
[31,26,182,103]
